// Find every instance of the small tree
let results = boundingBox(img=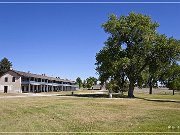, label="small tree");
[161,63,180,95]
[168,78,180,95]
[76,77,82,89]
[86,77,94,89]
[106,79,119,93]
[82,80,87,88]
[106,79,129,94]
[0,57,12,75]
[91,77,98,85]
